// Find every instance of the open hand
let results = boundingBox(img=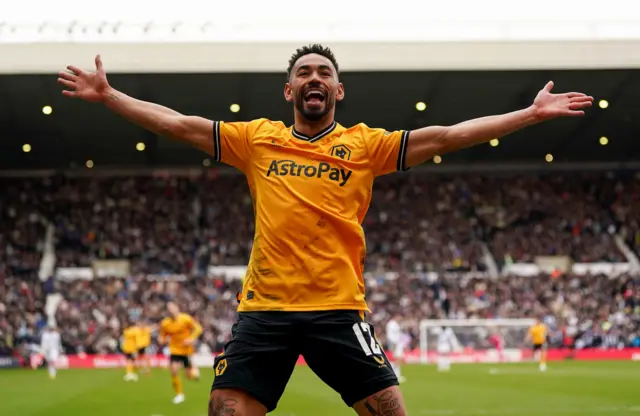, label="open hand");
[58,55,110,103]
[532,81,593,121]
